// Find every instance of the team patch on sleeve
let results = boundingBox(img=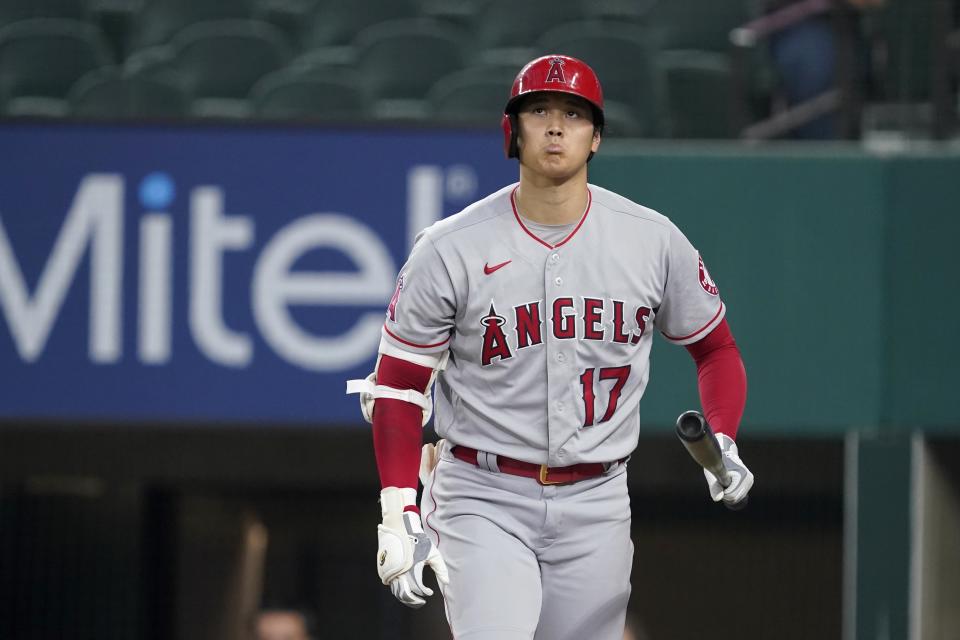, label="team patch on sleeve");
[698,255,719,296]
[387,273,405,322]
